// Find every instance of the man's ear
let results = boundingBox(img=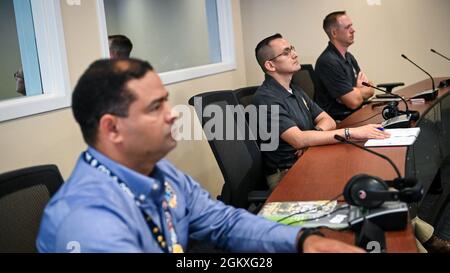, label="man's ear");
[98,114,123,144]
[264,60,276,72]
[331,27,338,39]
